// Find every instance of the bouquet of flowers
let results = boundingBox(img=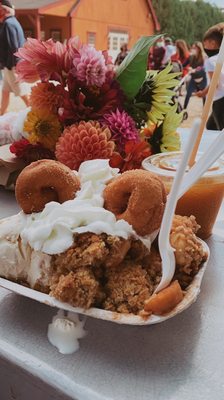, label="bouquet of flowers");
[8,35,182,177]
